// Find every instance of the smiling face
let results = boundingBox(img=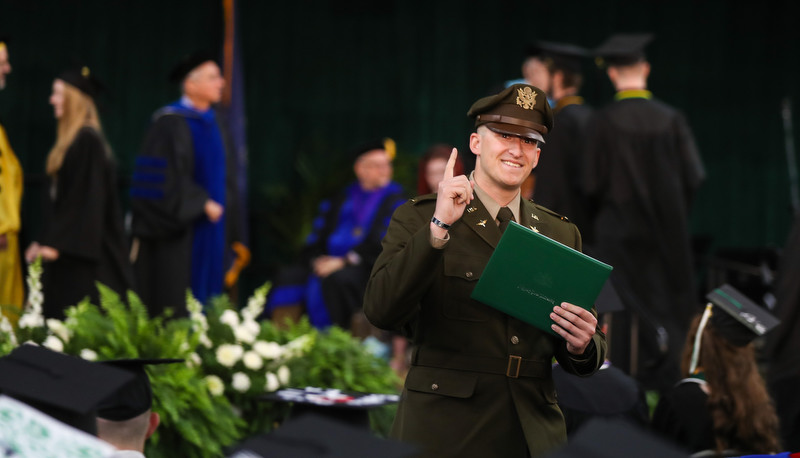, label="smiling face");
[470,126,540,198]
